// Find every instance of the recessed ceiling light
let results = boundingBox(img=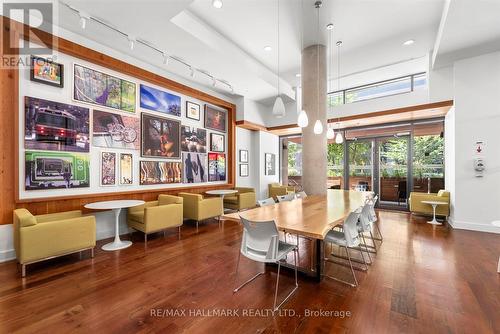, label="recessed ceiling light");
[264,46,272,52]
[295,73,301,78]
[212,0,223,9]
[326,23,334,30]
[403,39,415,46]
